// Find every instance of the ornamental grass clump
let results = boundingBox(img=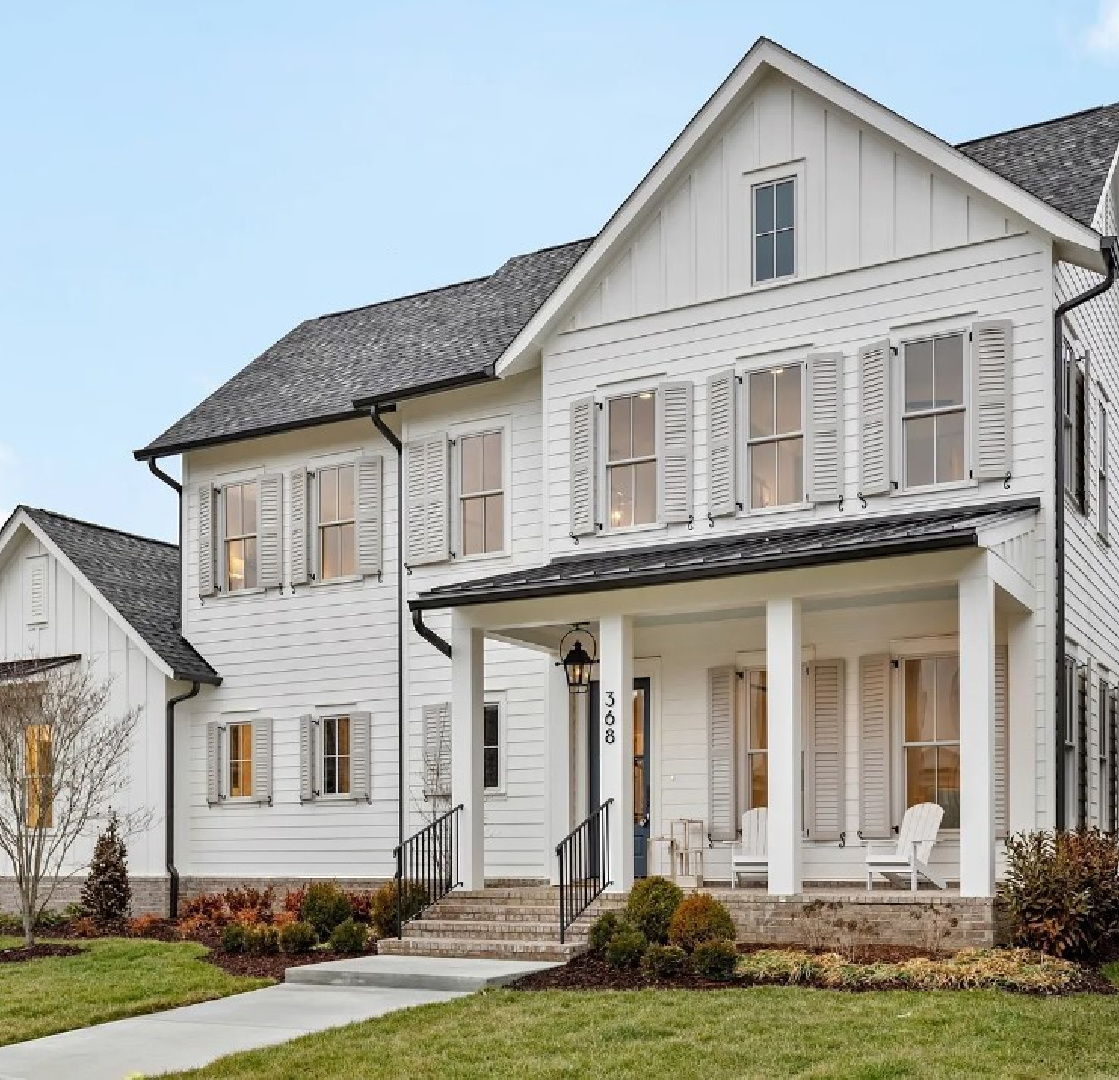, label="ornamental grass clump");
[624,876,684,945]
[668,893,736,953]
